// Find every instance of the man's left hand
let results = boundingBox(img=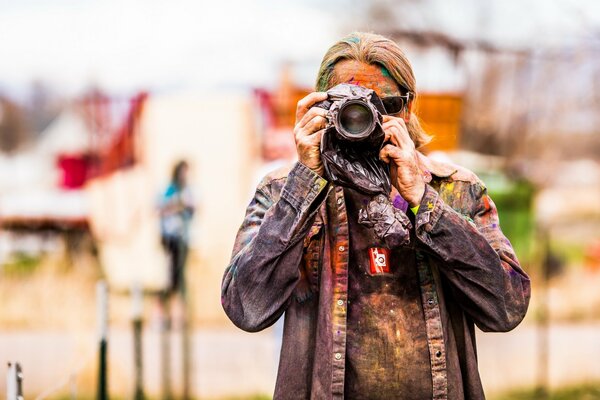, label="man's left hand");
[379,115,425,208]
